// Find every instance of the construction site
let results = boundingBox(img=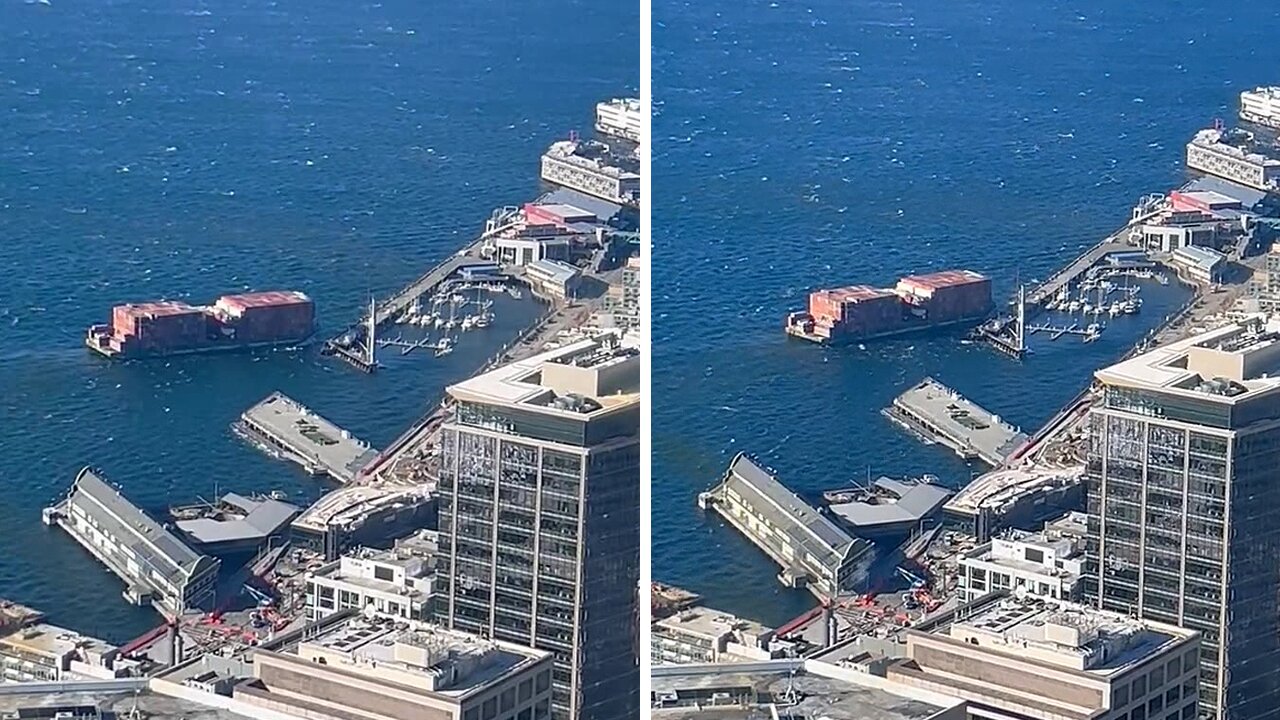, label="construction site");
[695,232,1280,659]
